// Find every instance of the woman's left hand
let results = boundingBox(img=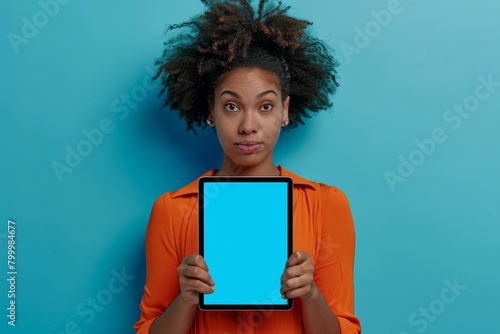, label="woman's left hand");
[280,251,317,300]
